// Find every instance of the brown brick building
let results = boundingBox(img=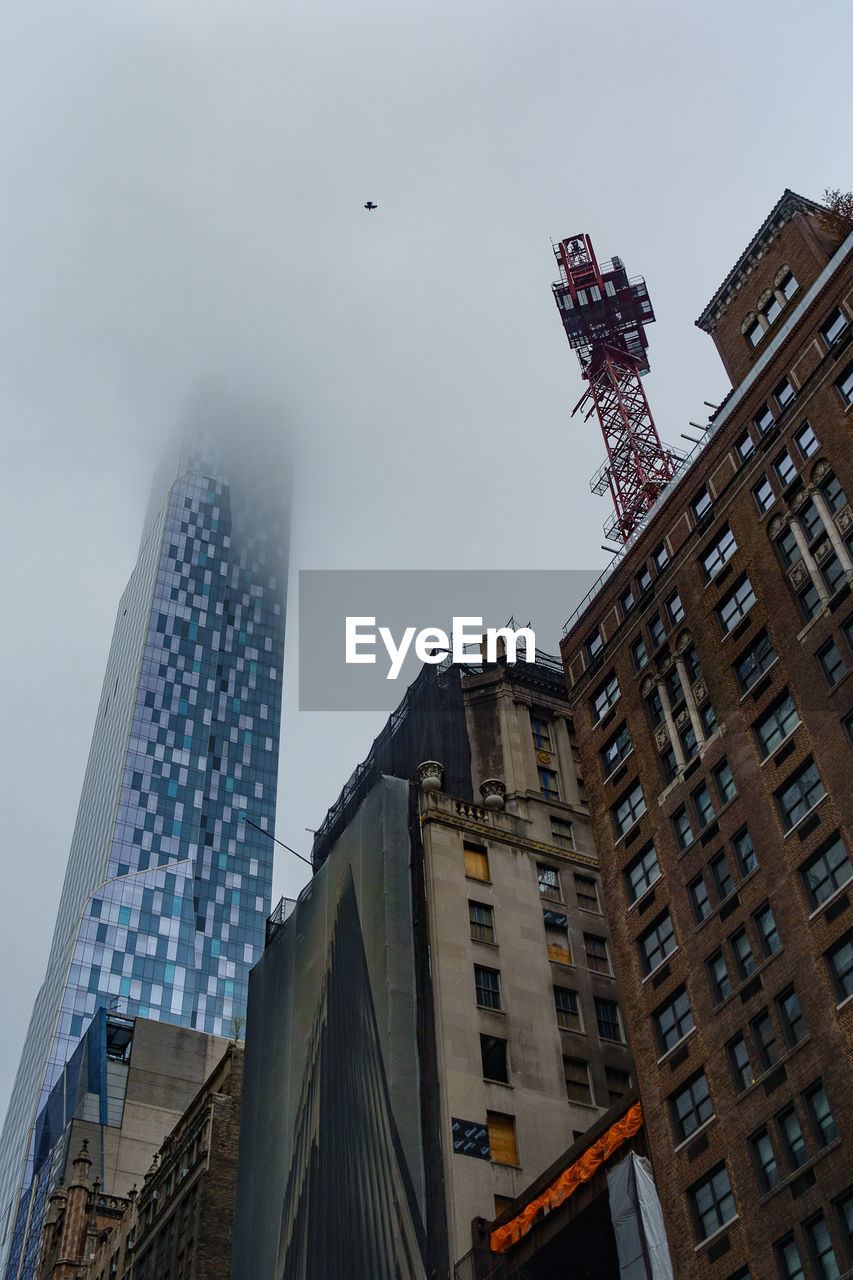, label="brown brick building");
[74,1042,242,1280]
[560,191,853,1278]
